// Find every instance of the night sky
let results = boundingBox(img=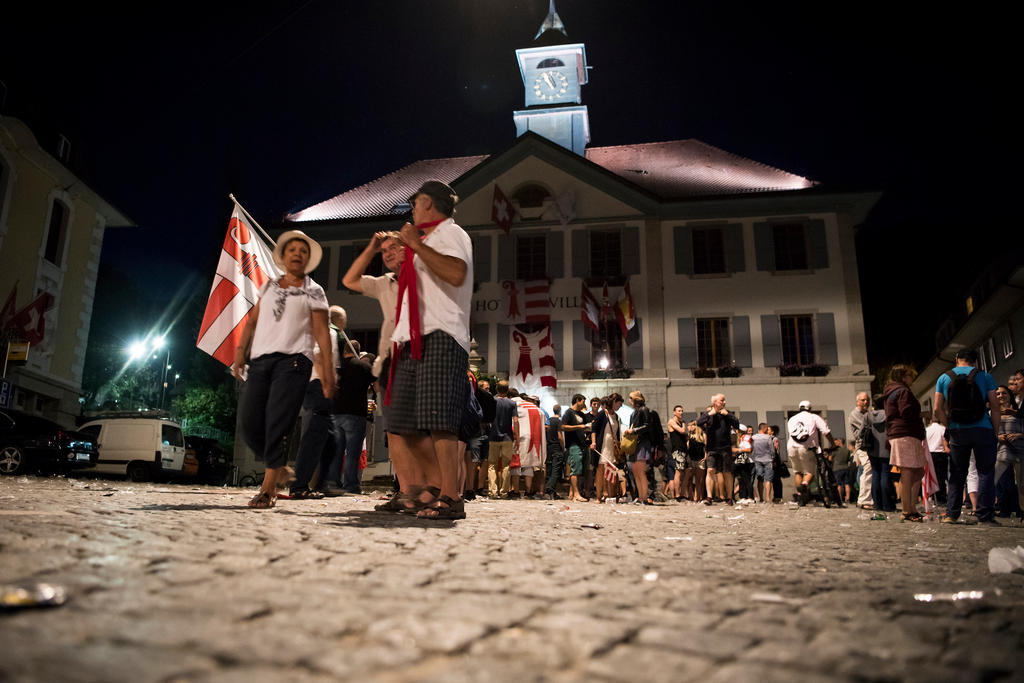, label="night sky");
[0,1,1008,370]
